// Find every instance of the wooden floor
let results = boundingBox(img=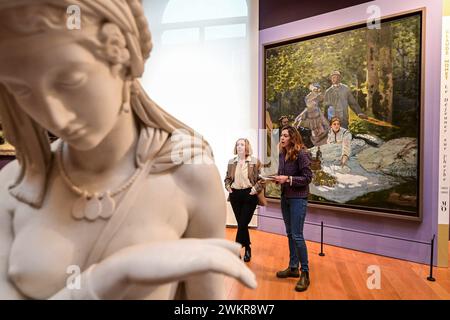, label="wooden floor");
[224,228,450,300]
